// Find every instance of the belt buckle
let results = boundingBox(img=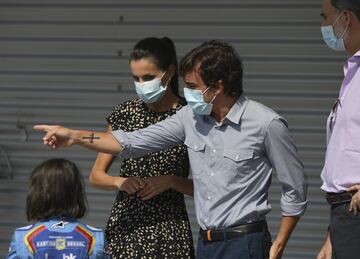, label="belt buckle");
[206,230,212,241]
